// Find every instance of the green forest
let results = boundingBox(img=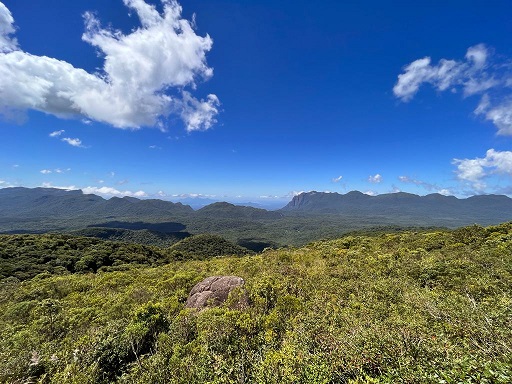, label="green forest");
[0,223,511,383]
